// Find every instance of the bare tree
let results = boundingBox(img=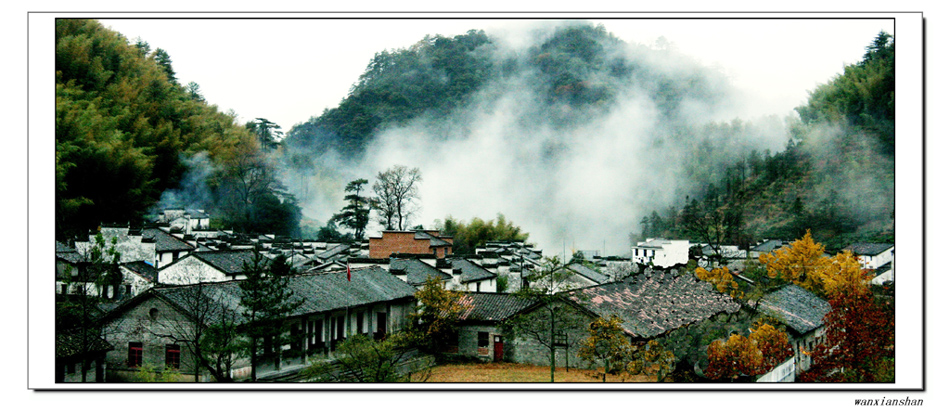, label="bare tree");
[371,165,422,231]
[506,256,589,382]
[148,283,242,382]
